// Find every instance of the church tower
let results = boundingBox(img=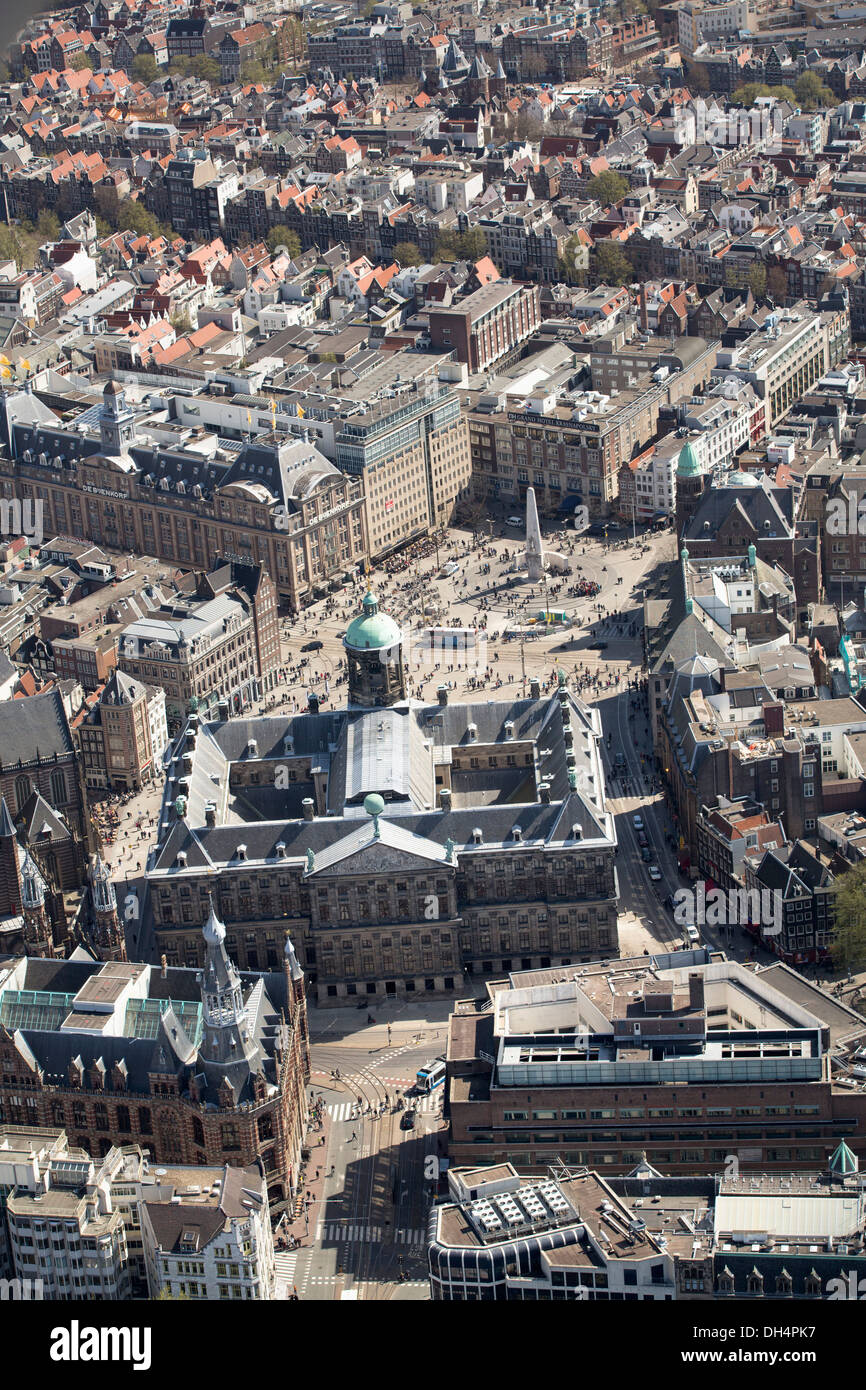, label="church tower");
[284,934,309,1071]
[343,590,406,707]
[21,848,53,957]
[0,797,21,924]
[88,854,126,961]
[674,440,706,538]
[99,380,135,455]
[198,899,262,1075]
